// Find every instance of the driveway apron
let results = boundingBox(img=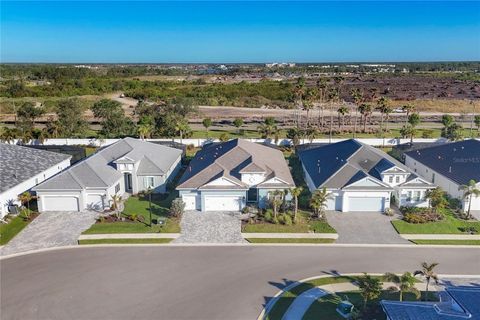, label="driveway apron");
[1,211,98,256]
[326,211,410,244]
[173,211,247,243]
